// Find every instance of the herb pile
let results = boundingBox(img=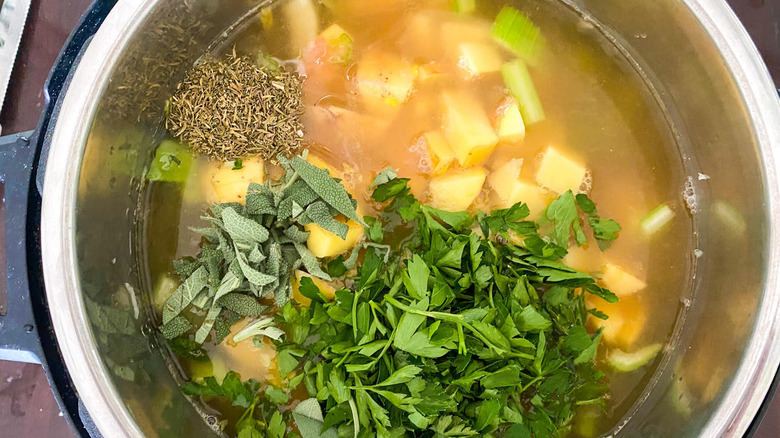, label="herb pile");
[174,168,621,438]
[166,54,305,162]
[159,155,363,344]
